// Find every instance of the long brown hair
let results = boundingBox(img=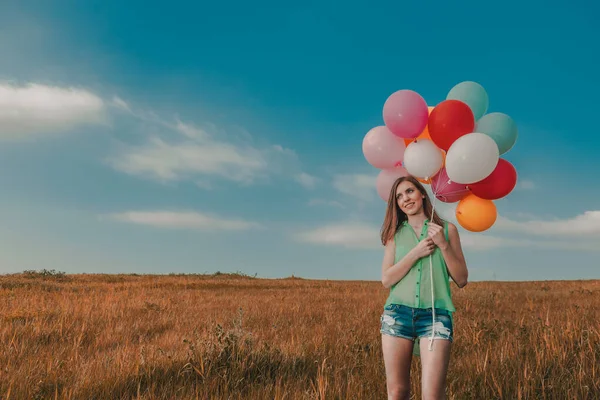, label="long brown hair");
[380,175,445,245]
